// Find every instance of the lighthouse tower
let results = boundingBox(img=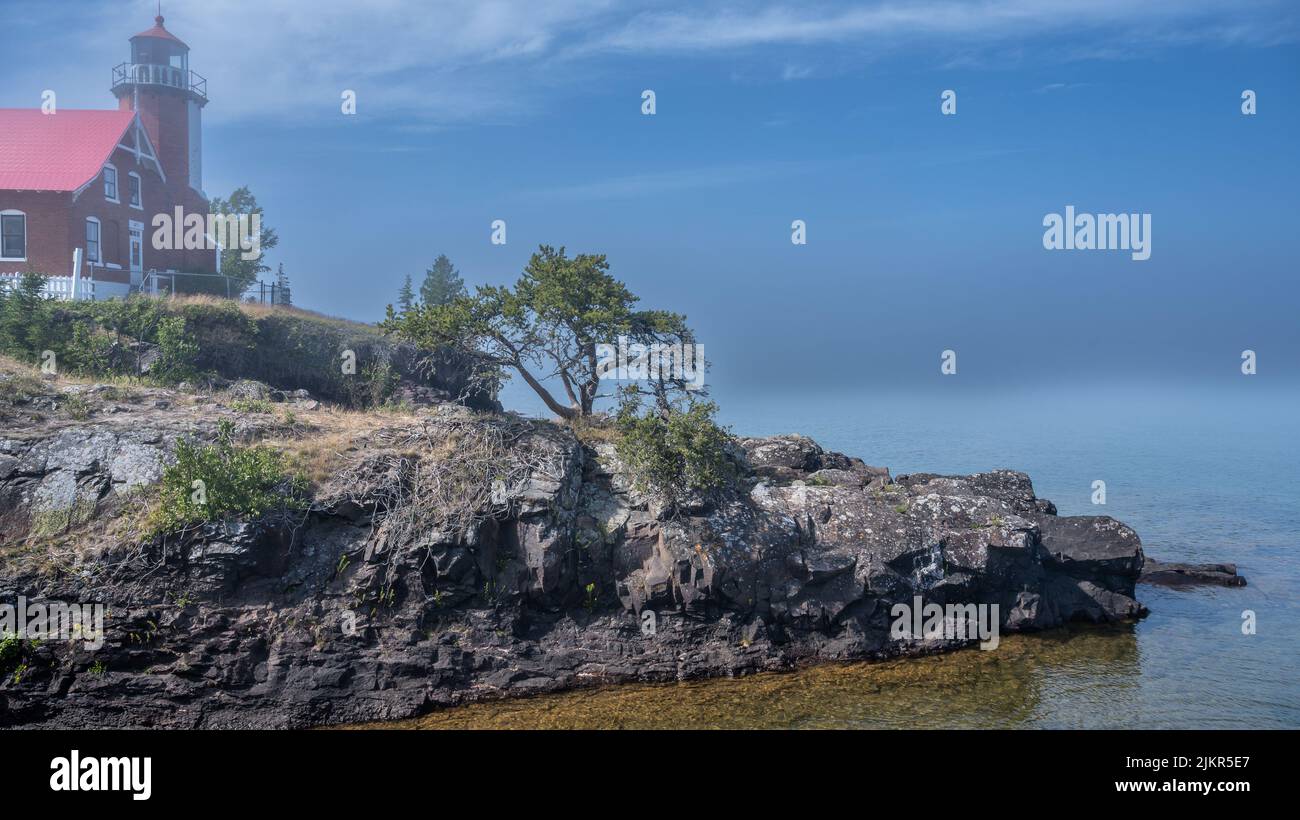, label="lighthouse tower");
[111,14,207,198]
